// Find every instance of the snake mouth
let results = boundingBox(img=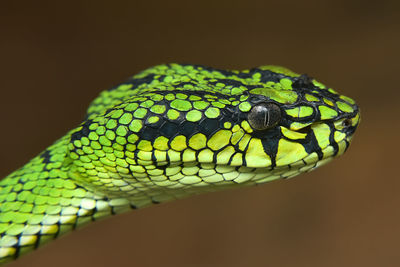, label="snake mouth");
[251,135,350,185]
[266,137,350,182]
[277,112,360,178]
